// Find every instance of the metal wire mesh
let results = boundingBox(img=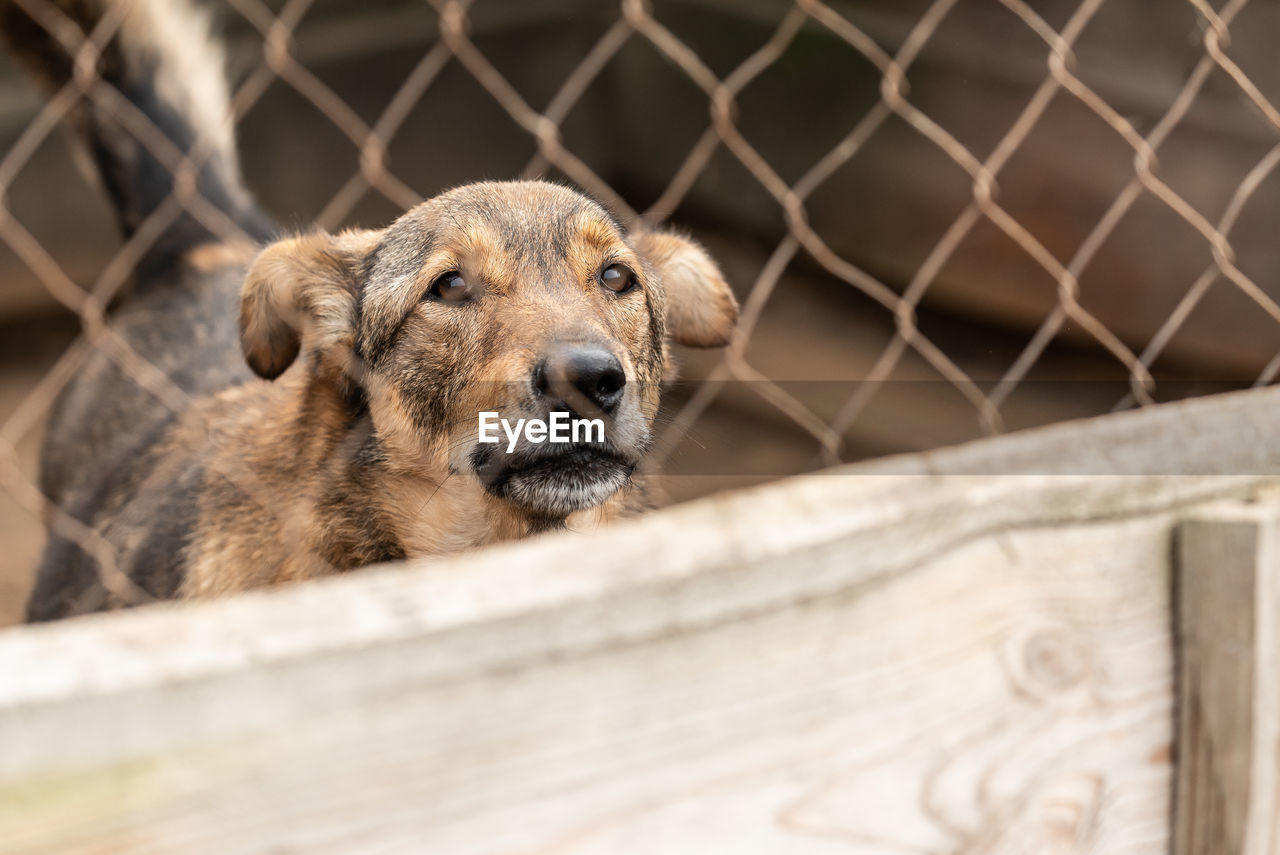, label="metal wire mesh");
[3,0,1280,608]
